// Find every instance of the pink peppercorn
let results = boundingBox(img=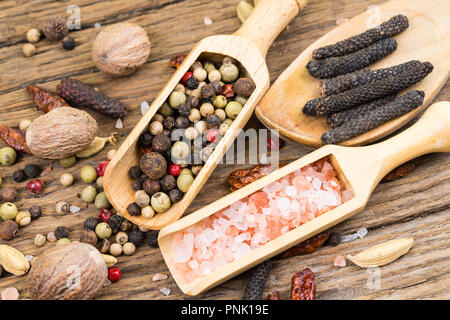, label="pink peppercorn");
[98,209,111,223]
[168,164,181,177]
[267,137,282,151]
[27,179,44,194]
[182,72,193,86]
[108,267,121,282]
[96,161,110,177]
[206,129,219,143]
